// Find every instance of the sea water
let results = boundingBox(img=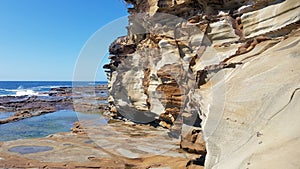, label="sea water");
[0,81,106,96]
[0,81,108,142]
[0,110,107,142]
[0,112,15,120]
